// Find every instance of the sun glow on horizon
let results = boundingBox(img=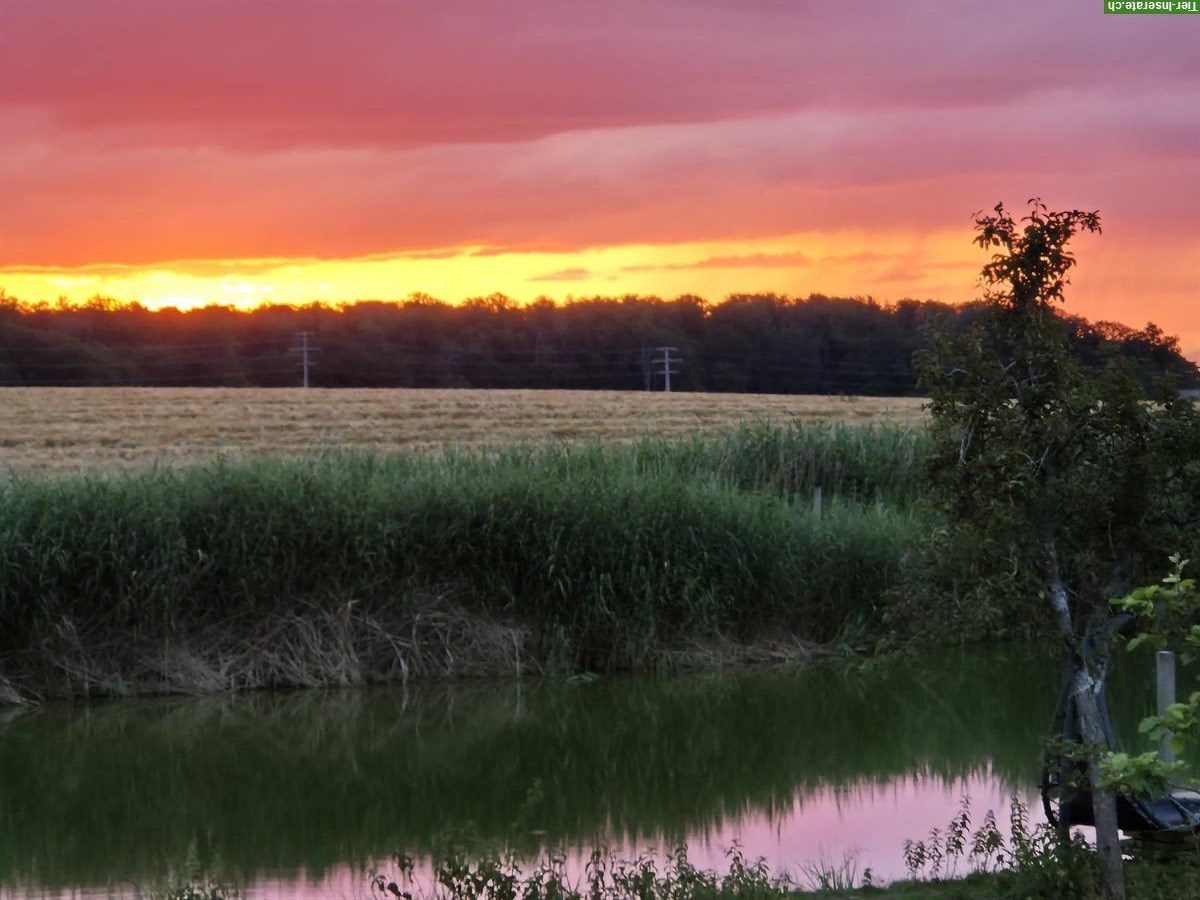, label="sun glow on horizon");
[4,228,1194,352]
[1,230,986,312]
